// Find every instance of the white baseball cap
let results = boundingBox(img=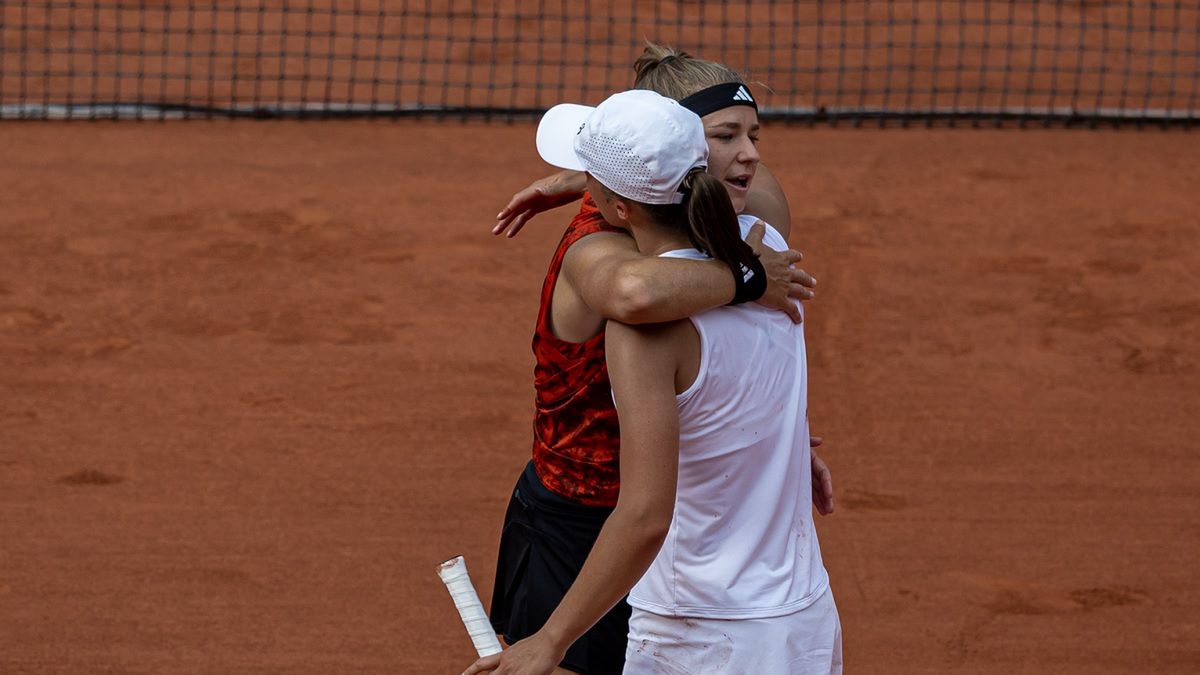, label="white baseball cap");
[536,89,709,205]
